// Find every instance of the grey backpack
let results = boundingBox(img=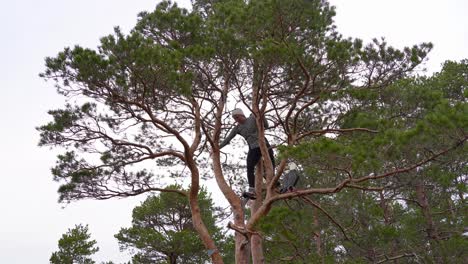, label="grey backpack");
[279,169,300,194]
